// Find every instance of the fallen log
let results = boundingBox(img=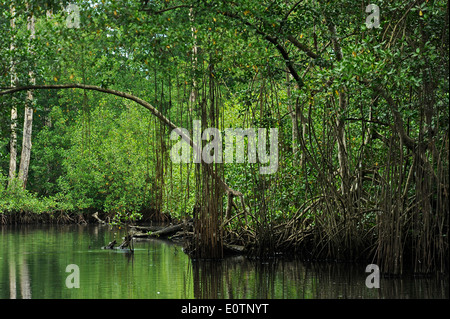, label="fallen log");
[133,223,184,238]
[170,231,193,241]
[129,225,164,232]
